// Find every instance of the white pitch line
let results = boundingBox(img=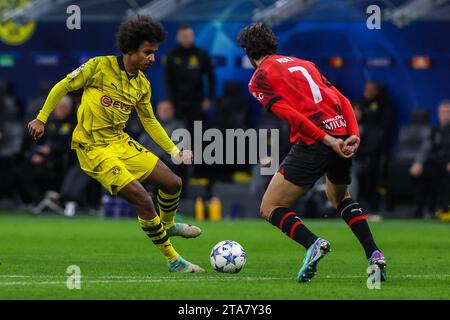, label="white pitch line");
[1,274,450,279]
[2,274,450,279]
[323,274,450,279]
[0,275,289,280]
[0,274,449,286]
[0,277,289,286]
